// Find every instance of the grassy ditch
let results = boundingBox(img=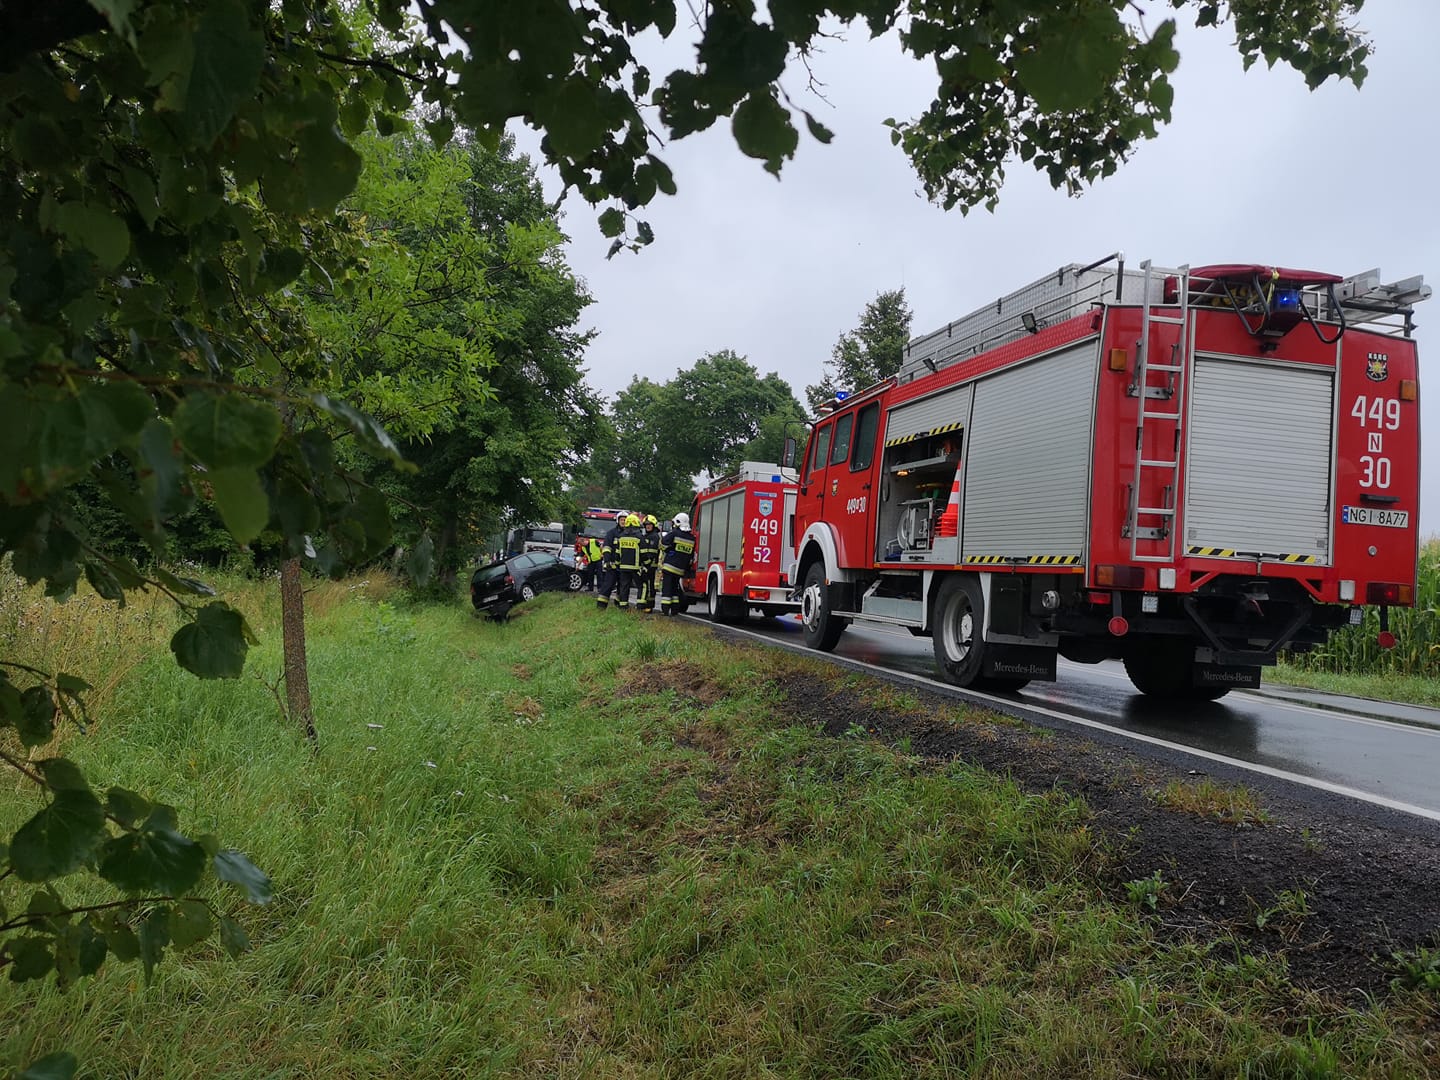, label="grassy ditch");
[3,580,1438,1077]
